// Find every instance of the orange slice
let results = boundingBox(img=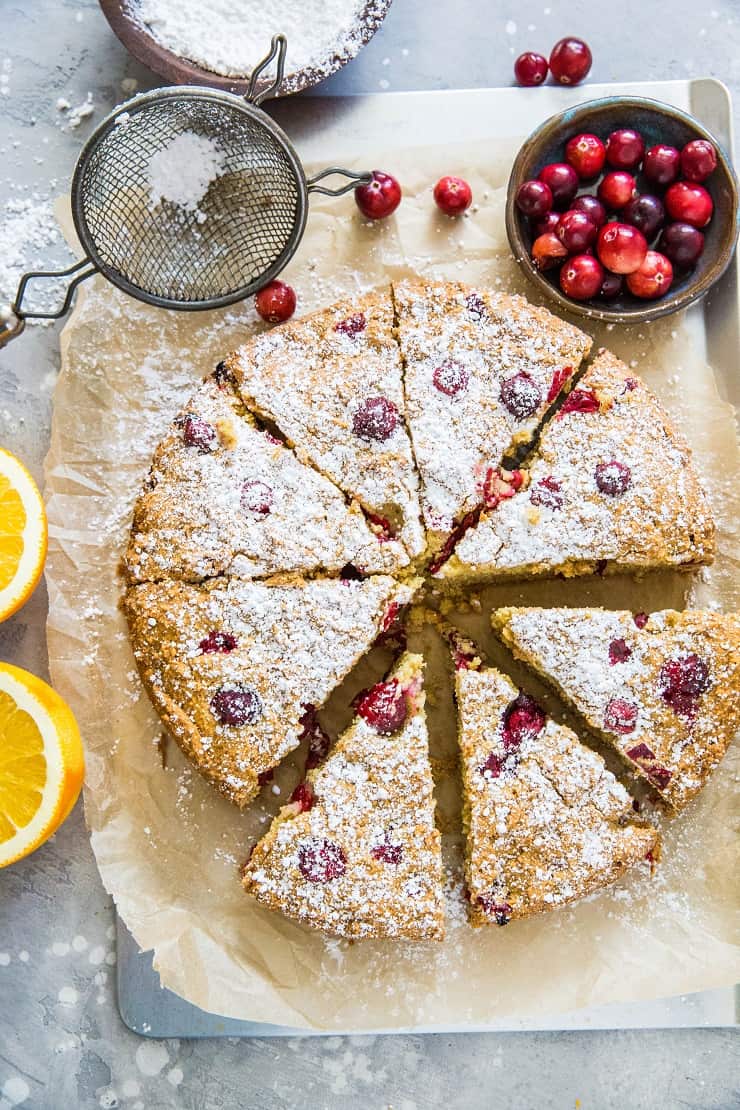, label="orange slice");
[0,447,47,622]
[0,662,84,867]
